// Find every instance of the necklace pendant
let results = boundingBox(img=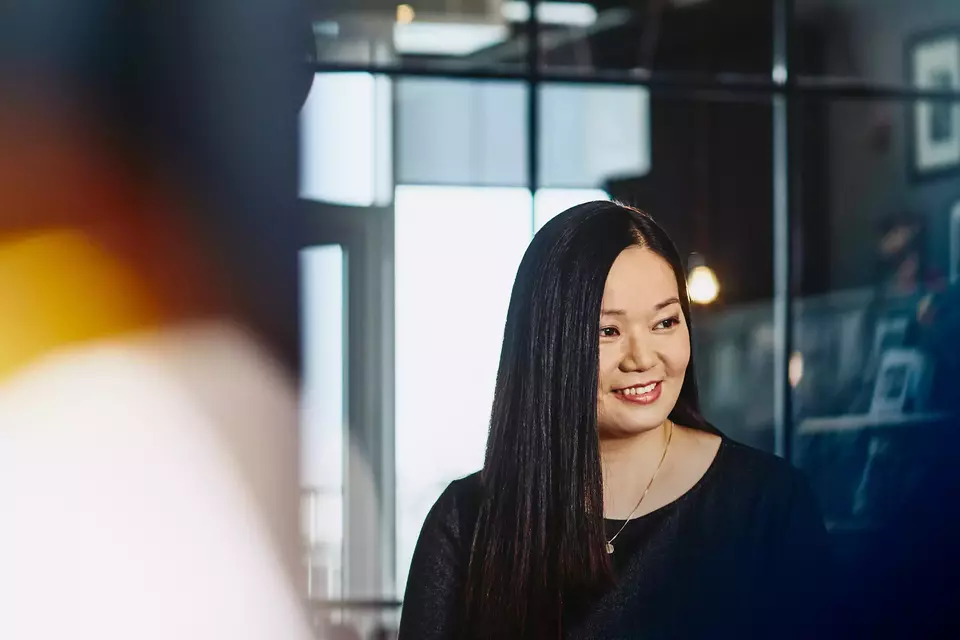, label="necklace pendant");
[605,542,615,554]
